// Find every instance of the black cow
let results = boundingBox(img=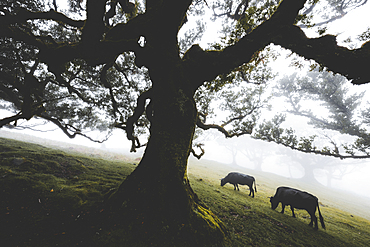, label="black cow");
[220,172,257,197]
[270,186,325,229]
